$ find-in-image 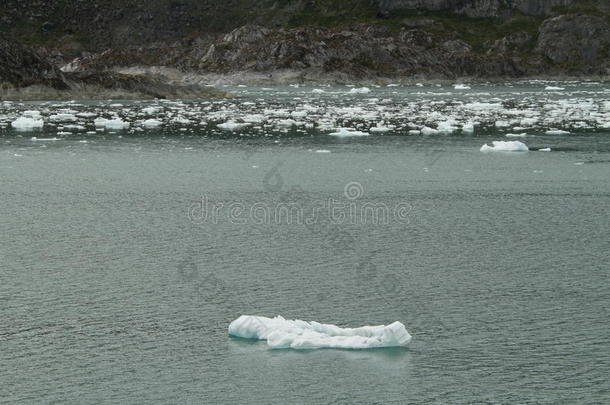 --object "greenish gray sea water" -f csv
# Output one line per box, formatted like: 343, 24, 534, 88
1, 83, 609, 404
